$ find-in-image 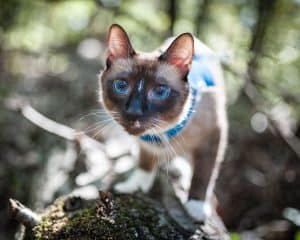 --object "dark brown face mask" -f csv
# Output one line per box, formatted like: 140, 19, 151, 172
100, 24, 197, 137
